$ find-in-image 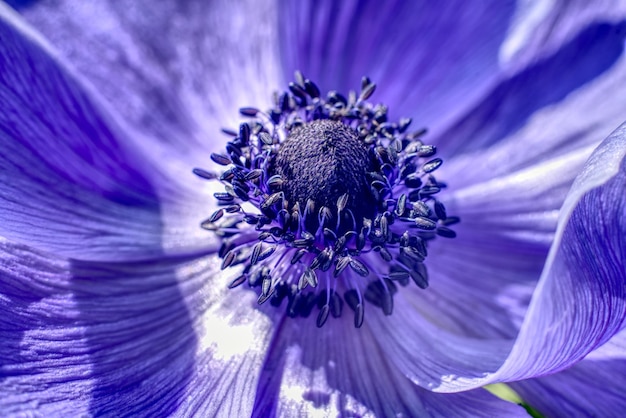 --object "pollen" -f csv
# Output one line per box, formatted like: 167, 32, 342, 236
194, 73, 459, 328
